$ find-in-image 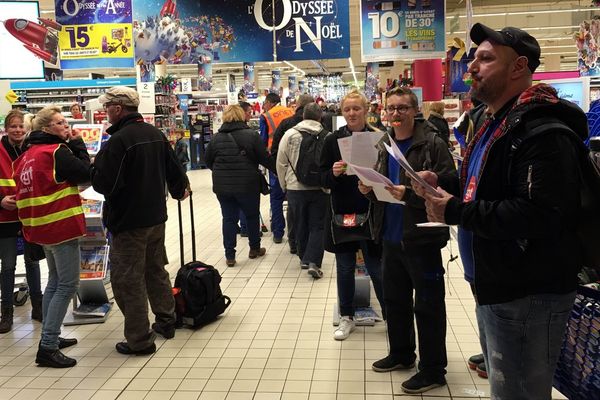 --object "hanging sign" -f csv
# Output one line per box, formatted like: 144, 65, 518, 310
359, 0, 446, 62
271, 70, 281, 93
365, 62, 379, 100
243, 62, 256, 95
54, 0, 134, 69
288, 75, 297, 93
